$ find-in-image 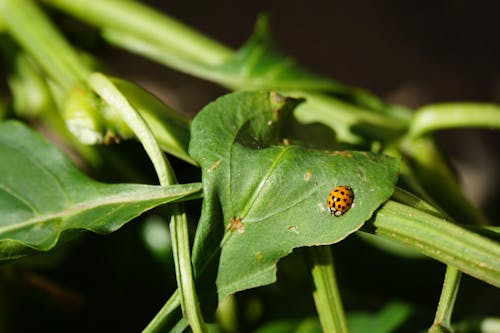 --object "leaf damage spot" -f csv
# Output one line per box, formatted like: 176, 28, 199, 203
104, 131, 121, 145
288, 225, 299, 234
356, 167, 366, 180
207, 159, 222, 173
255, 251, 263, 262
269, 92, 288, 122
304, 171, 312, 181
227, 217, 245, 233
269, 91, 286, 105
332, 151, 353, 157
